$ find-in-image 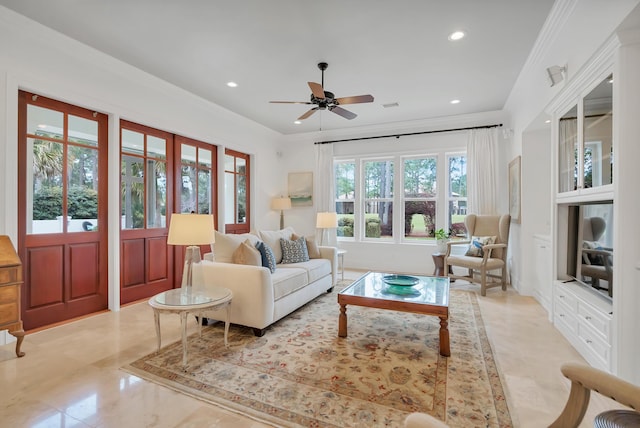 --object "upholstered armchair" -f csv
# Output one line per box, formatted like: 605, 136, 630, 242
404, 363, 640, 428
443, 214, 510, 296
581, 216, 613, 296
